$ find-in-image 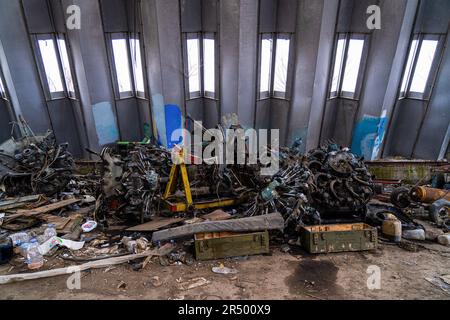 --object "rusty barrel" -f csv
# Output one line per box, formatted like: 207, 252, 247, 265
411, 186, 450, 203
